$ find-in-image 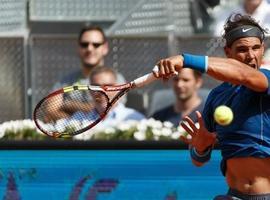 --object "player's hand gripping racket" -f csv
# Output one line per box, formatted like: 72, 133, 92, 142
33, 67, 159, 138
